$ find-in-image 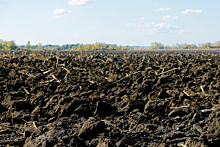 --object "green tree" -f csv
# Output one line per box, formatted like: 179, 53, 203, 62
151, 42, 164, 49
118, 45, 123, 50
3, 41, 8, 50
91, 44, 96, 50
26, 41, 30, 49
30, 45, 34, 49
113, 44, 117, 50
71, 46, 76, 50
108, 45, 114, 50
172, 45, 177, 49
189, 44, 197, 49
183, 43, 188, 49
8, 41, 17, 50
85, 44, 91, 50
38, 43, 42, 49
94, 43, 99, 50
125, 45, 130, 50
0, 39, 3, 50
216, 41, 220, 48
77, 44, 84, 50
